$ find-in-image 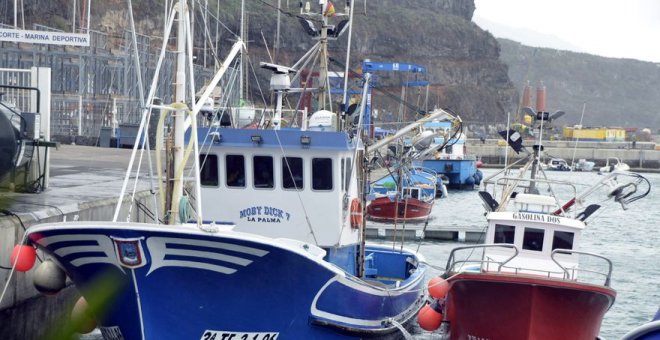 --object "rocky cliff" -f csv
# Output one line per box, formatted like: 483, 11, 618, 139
498, 38, 660, 129
11, 0, 517, 127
